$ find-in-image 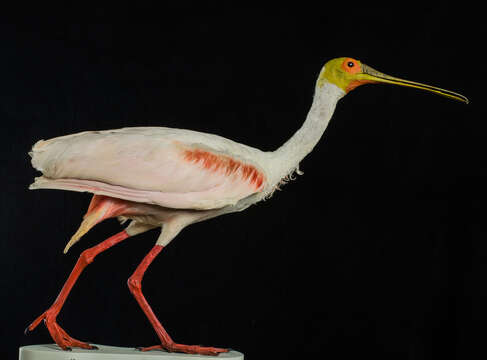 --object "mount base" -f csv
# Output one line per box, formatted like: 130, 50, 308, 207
19, 344, 244, 360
